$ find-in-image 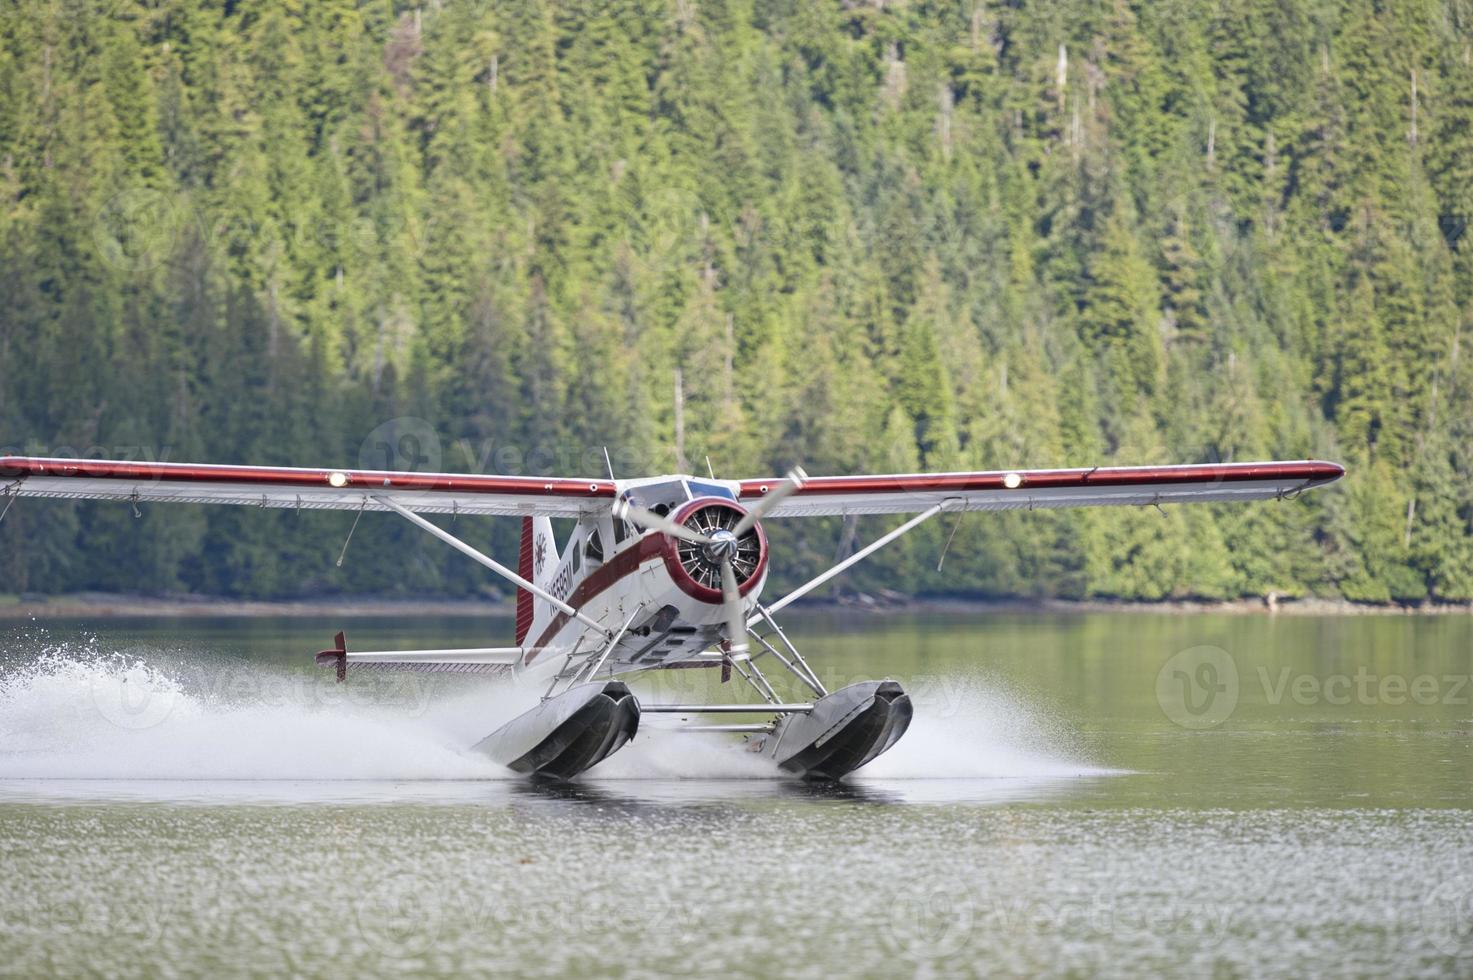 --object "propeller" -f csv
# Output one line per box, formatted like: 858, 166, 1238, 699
719, 558, 748, 656
733, 467, 806, 537
613, 467, 807, 660
611, 500, 709, 545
